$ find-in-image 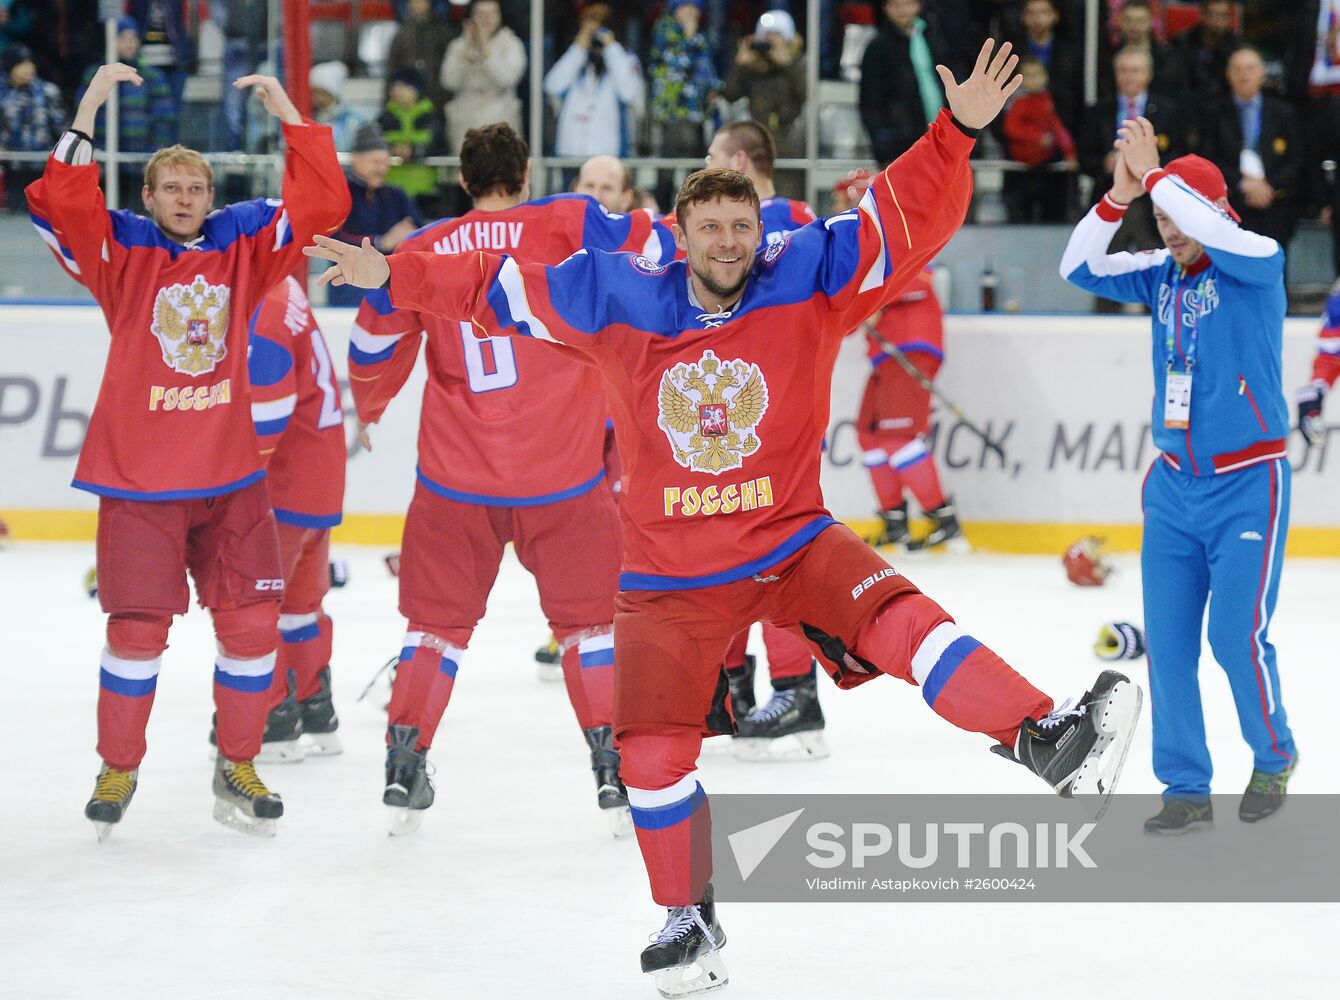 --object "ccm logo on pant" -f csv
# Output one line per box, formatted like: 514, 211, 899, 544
852, 568, 898, 599
254, 579, 284, 591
